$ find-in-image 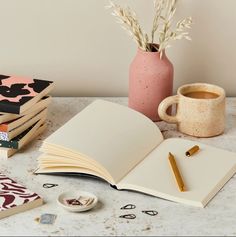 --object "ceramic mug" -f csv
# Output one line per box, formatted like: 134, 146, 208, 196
158, 83, 226, 137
